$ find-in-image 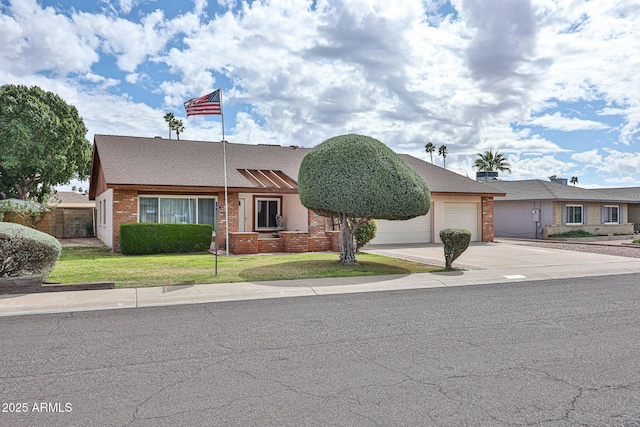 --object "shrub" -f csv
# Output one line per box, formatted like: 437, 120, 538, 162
120, 223, 213, 255
547, 229, 601, 238
352, 219, 377, 252
440, 228, 471, 270
0, 222, 62, 277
